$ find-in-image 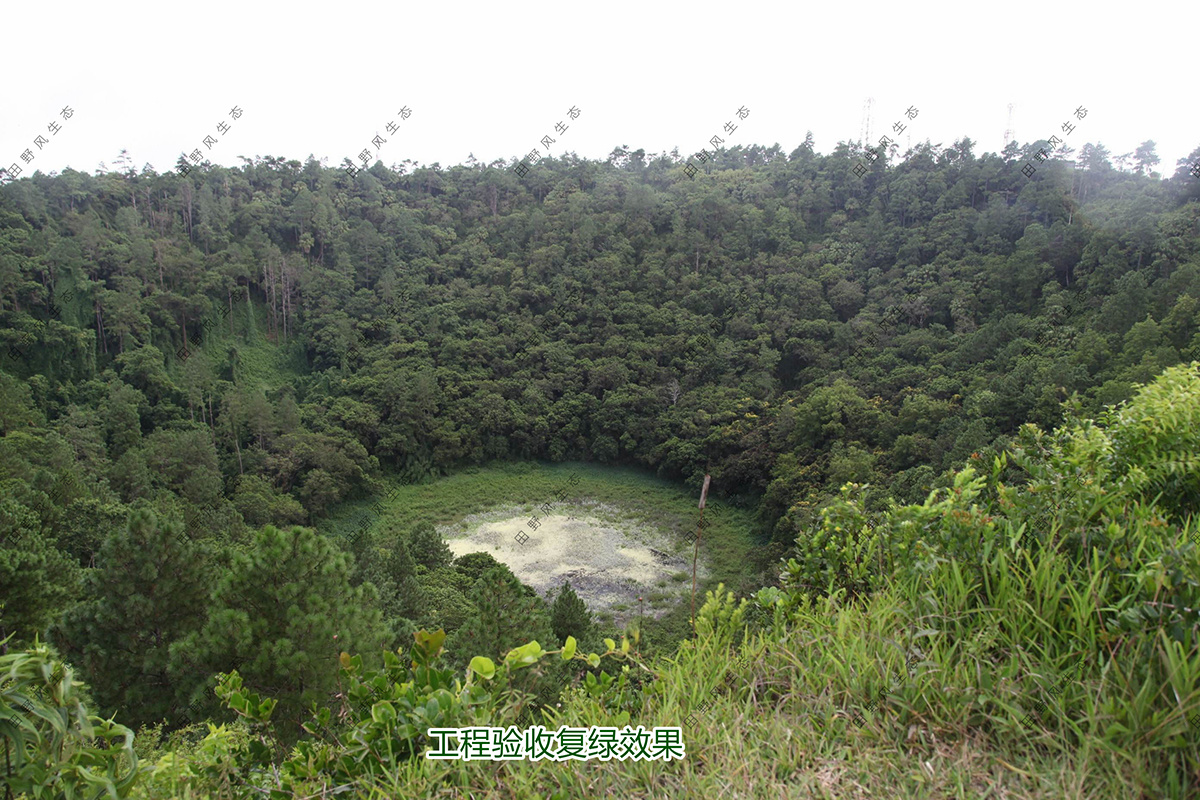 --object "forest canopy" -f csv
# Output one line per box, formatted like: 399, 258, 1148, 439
2, 134, 1200, 797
